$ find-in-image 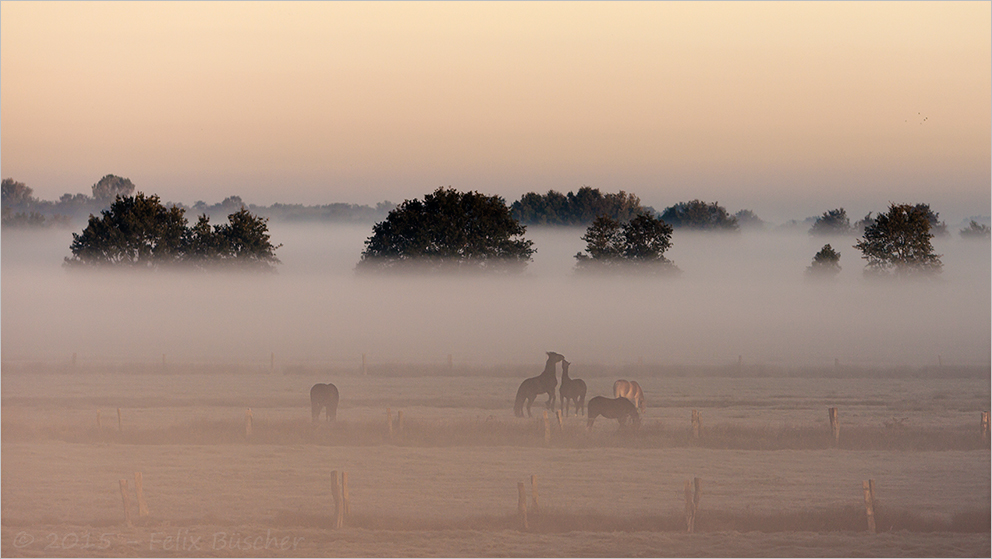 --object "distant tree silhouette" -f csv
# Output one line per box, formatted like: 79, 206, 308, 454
809, 208, 852, 236
510, 187, 644, 226
358, 187, 535, 273
959, 220, 991, 240
574, 213, 678, 274
806, 244, 842, 279
659, 200, 738, 231
853, 203, 942, 278
1, 178, 36, 207
734, 209, 765, 230
91, 174, 136, 202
